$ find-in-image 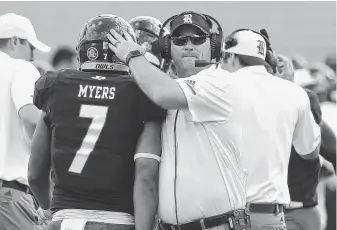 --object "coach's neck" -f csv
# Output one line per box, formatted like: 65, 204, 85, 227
176, 65, 208, 78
